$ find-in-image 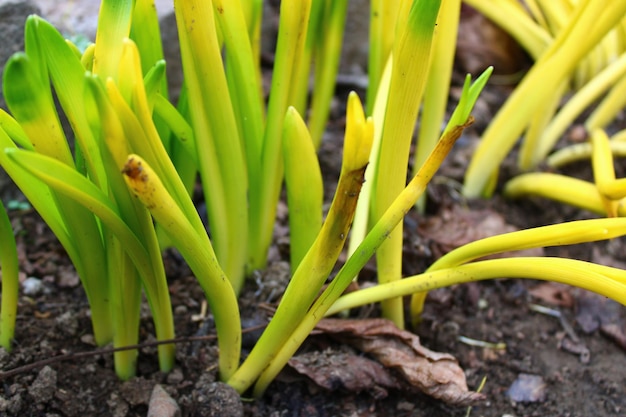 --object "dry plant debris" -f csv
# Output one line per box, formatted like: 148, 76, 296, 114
418, 206, 544, 259
289, 318, 486, 406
